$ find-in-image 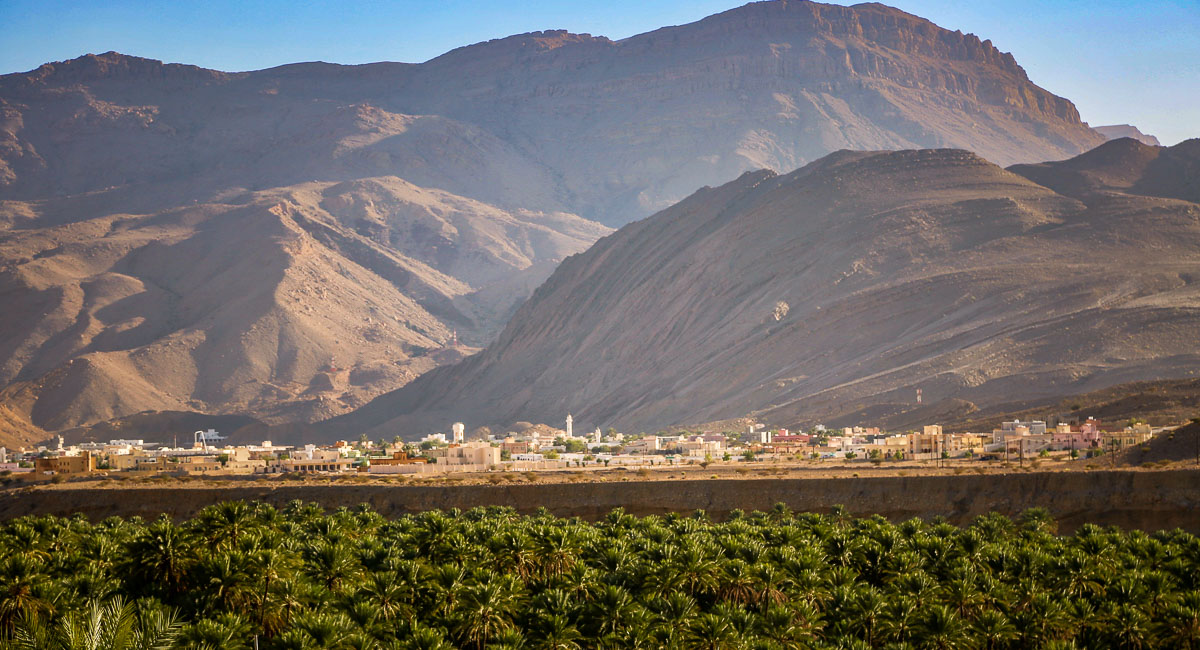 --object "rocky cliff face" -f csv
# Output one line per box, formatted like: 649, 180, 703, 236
323, 140, 1200, 437
0, 0, 1109, 444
